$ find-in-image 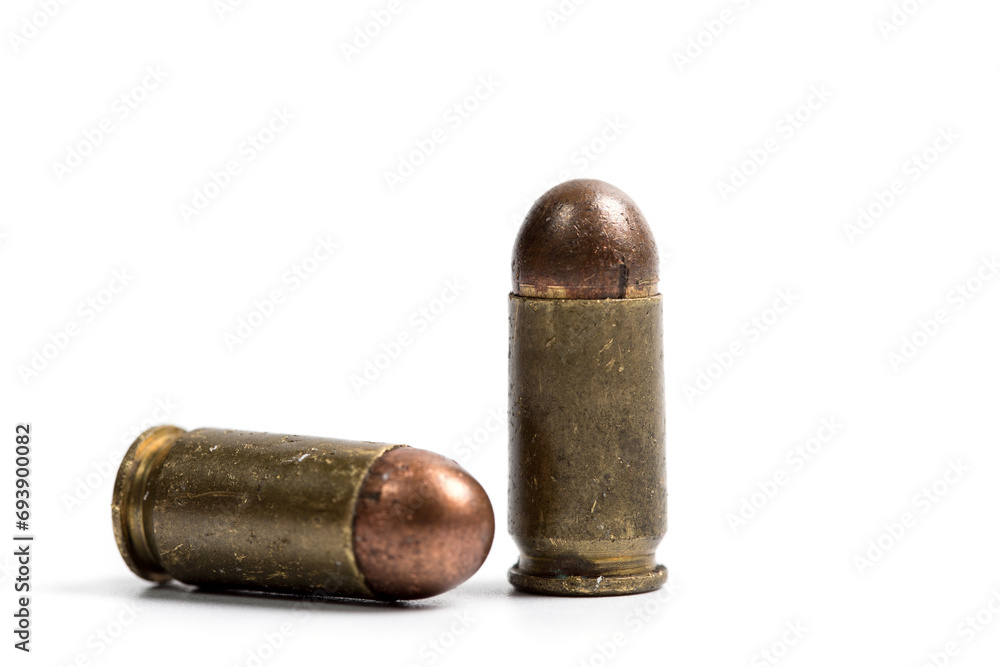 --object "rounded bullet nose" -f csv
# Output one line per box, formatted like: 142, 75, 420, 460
353, 447, 495, 600
513, 179, 659, 299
